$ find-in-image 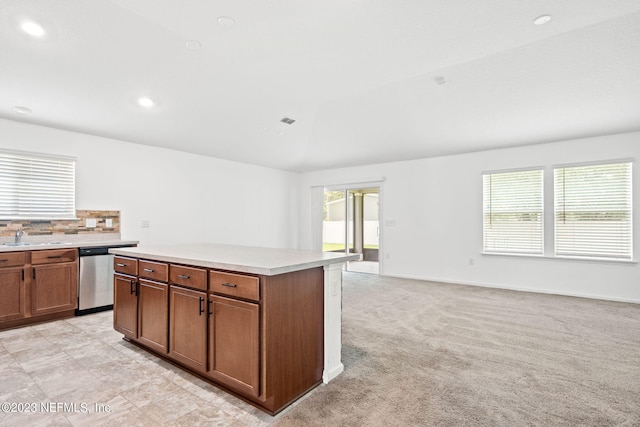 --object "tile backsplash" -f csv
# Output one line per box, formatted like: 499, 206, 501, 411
0, 210, 120, 238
